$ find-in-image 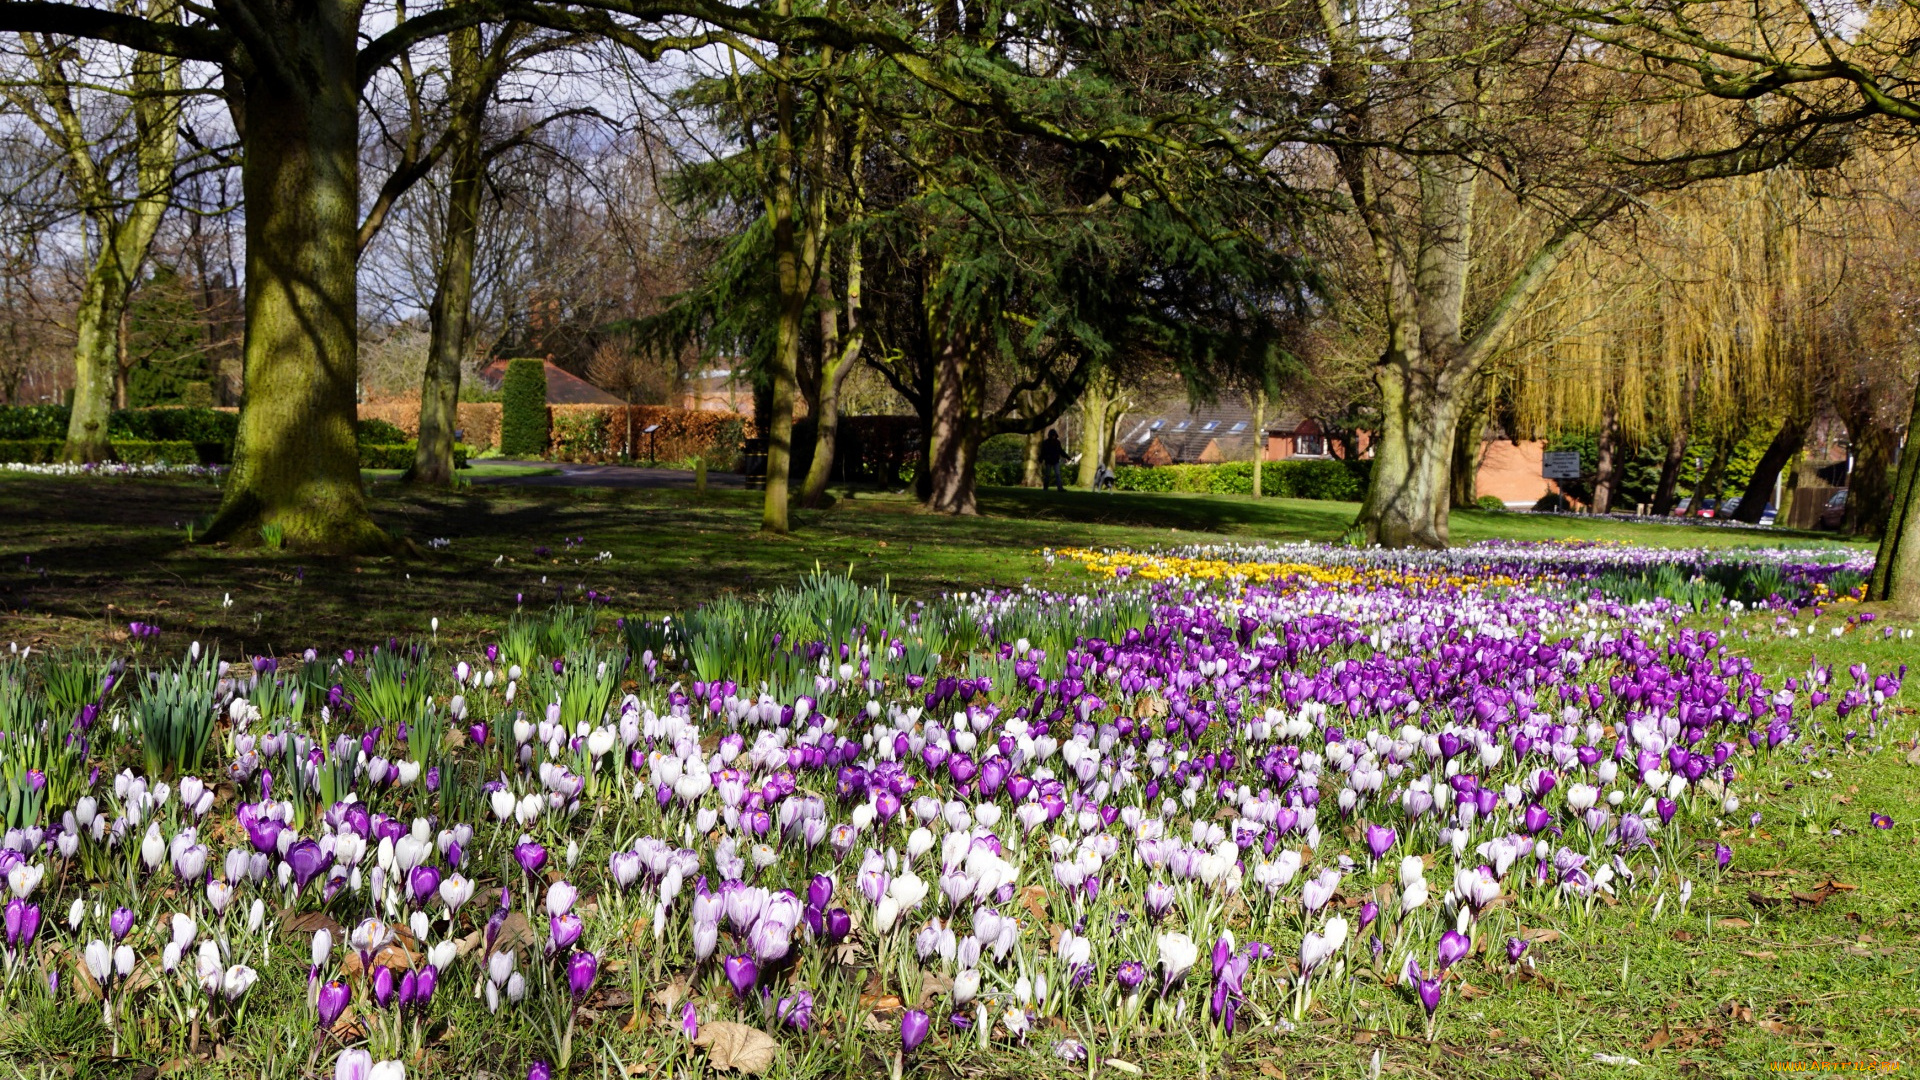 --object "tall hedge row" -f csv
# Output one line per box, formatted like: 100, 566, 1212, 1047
498, 359, 549, 457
